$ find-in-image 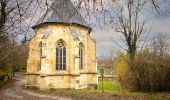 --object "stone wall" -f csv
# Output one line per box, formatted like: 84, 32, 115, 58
27, 23, 98, 89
